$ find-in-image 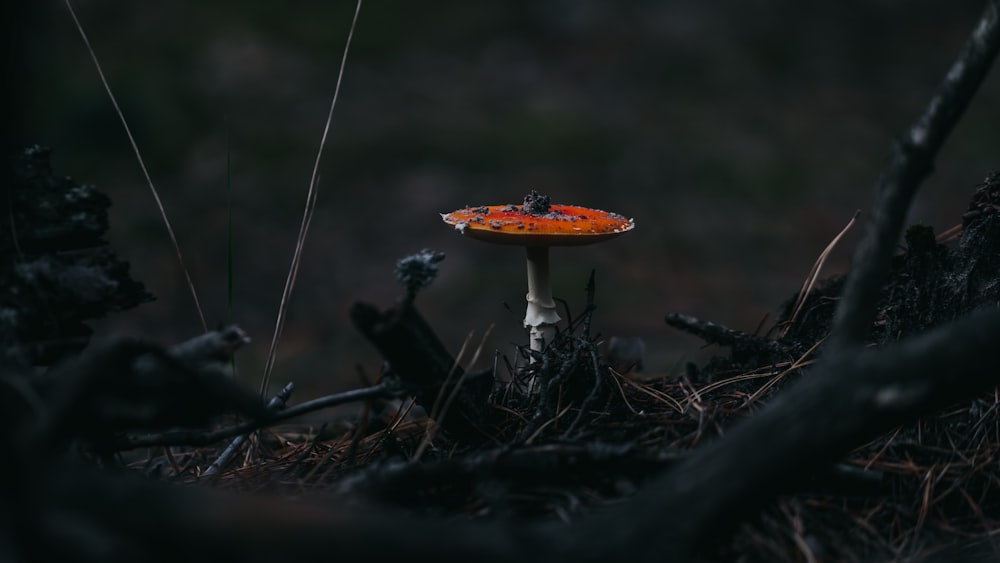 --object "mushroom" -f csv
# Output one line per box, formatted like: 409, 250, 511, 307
441, 190, 635, 354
